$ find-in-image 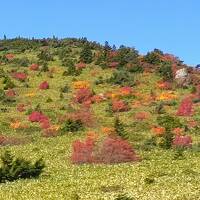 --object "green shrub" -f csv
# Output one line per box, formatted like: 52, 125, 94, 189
114, 117, 128, 139
128, 65, 143, 73
142, 137, 157, 151
144, 51, 161, 65
157, 115, 182, 149
62, 59, 81, 76
61, 119, 84, 133
79, 44, 93, 64
0, 151, 45, 183
0, 89, 5, 101
157, 114, 182, 132
107, 70, 135, 86
3, 76, 15, 89
116, 46, 139, 68
157, 62, 173, 81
